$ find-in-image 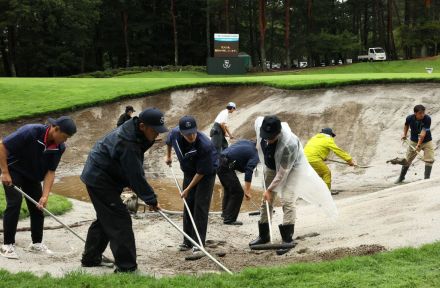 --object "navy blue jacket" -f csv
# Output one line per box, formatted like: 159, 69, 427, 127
81, 117, 157, 206
405, 114, 432, 143
166, 127, 218, 175
2, 124, 65, 182
221, 140, 259, 182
